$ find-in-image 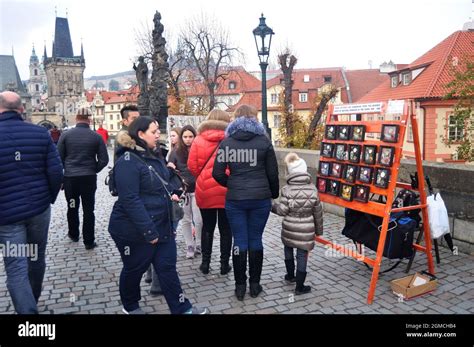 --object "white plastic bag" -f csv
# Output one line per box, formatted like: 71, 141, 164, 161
427, 193, 450, 239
